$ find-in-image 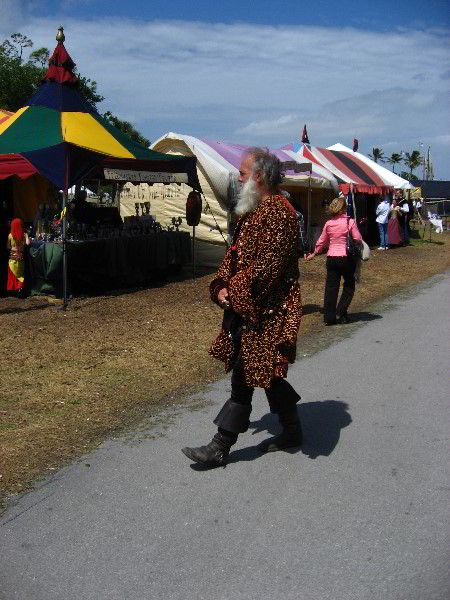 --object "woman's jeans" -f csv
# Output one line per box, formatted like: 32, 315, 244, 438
323, 256, 356, 323
378, 222, 388, 248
